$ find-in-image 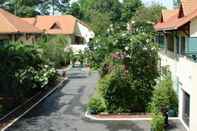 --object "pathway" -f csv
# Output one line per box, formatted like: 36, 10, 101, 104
6, 67, 186, 131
